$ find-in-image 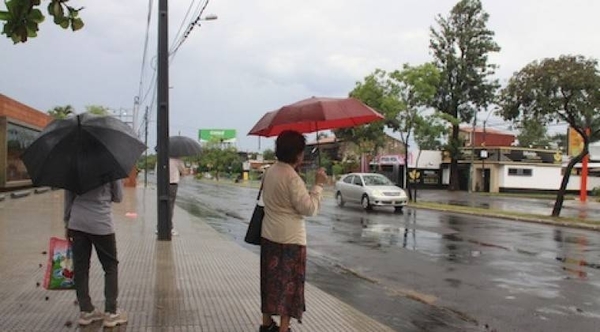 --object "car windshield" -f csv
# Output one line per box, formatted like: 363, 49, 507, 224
362, 175, 394, 186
